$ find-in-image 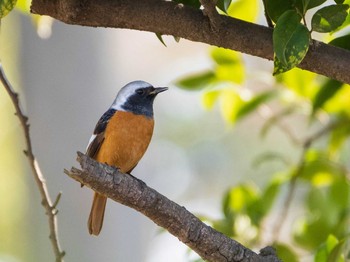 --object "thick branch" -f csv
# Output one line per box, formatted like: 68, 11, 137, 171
0, 63, 65, 261
65, 152, 280, 262
30, 0, 350, 84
